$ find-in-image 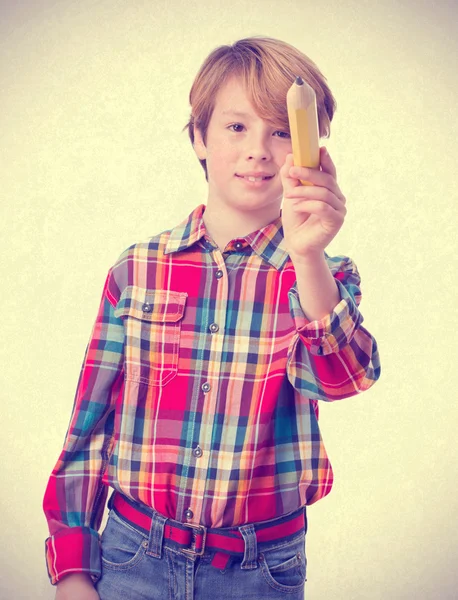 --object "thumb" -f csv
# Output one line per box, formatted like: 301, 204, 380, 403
280, 153, 301, 194
319, 146, 337, 177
